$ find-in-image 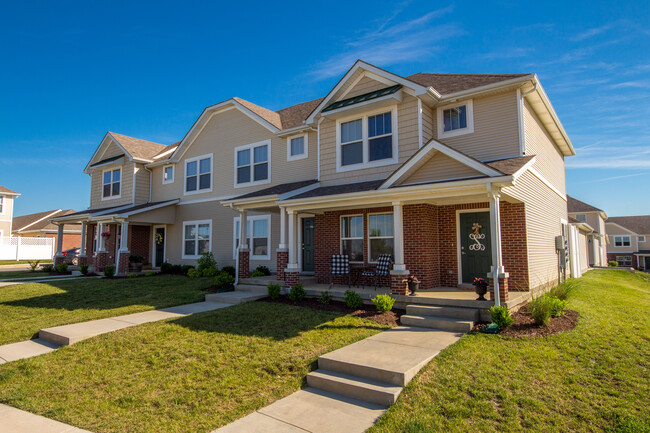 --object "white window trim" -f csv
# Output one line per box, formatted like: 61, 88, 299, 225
367, 212, 394, 263
639, 236, 646, 242
184, 153, 213, 196
0, 196, 4, 215
335, 106, 399, 173
234, 140, 272, 188
287, 134, 309, 161
340, 214, 364, 263
101, 167, 122, 201
616, 256, 632, 266
613, 235, 631, 247
182, 219, 212, 259
162, 165, 174, 184
437, 99, 474, 139
232, 215, 271, 261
